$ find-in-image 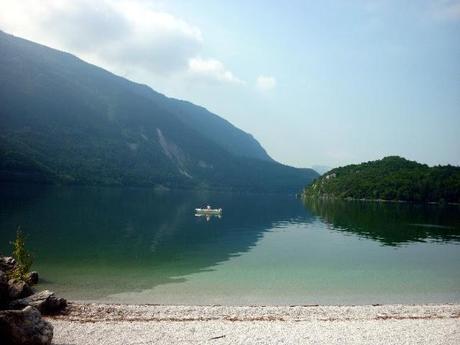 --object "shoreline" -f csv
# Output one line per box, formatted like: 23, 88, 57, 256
301, 194, 460, 206
47, 302, 460, 344
49, 302, 460, 322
